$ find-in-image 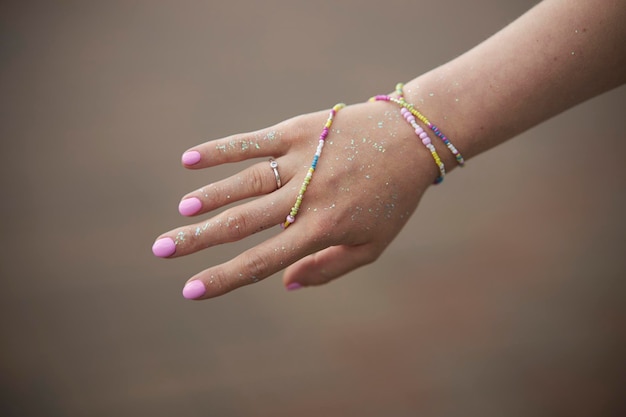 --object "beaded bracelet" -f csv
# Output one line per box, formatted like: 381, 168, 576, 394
282, 103, 346, 229
370, 83, 465, 167
399, 107, 445, 184
394, 83, 464, 166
